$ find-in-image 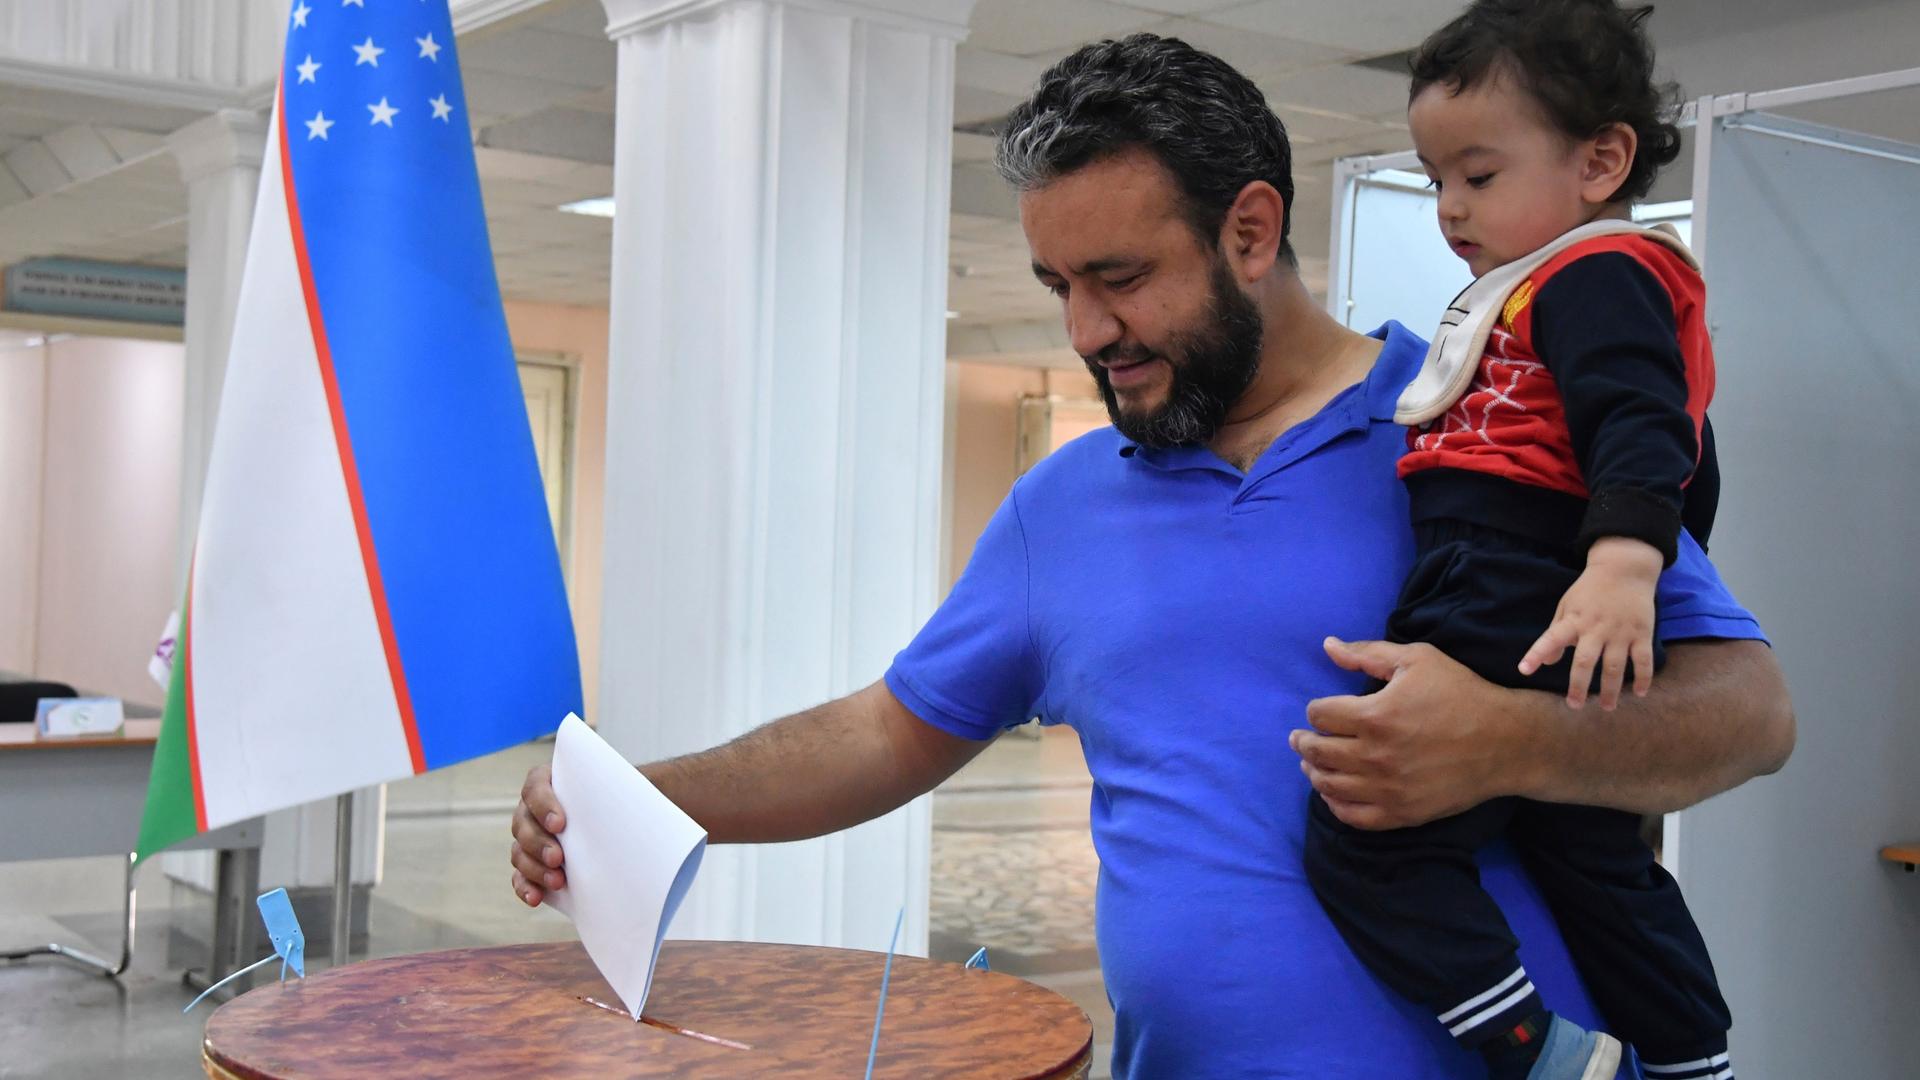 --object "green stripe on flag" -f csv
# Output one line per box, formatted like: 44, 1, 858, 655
136, 603, 198, 865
